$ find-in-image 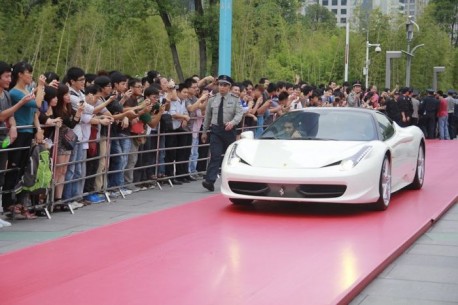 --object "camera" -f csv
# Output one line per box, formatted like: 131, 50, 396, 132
79, 100, 84, 105
374, 46, 382, 53
152, 103, 161, 113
